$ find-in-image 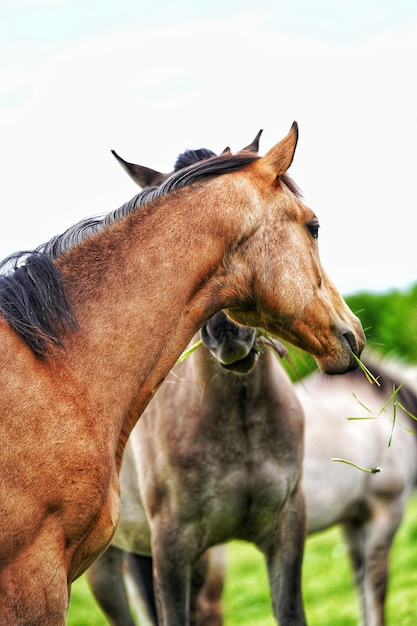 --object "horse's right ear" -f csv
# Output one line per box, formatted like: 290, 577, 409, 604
258, 122, 298, 178
111, 150, 170, 188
